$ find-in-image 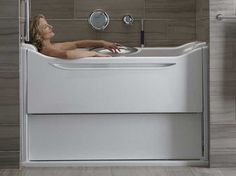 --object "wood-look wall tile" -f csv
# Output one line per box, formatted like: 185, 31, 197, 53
211, 153, 236, 167
210, 20, 236, 42
144, 20, 167, 46
145, 0, 196, 19
145, 40, 194, 47
196, 0, 209, 43
211, 124, 236, 164
214, 42, 236, 56
48, 20, 97, 42
0, 93, 19, 107
0, 94, 19, 106
211, 124, 236, 140
0, 71, 19, 124
210, 59, 233, 70
31, 0, 74, 19
210, 96, 235, 124
0, 0, 19, 169
167, 19, 195, 40
196, 0, 209, 19
0, 0, 18, 18
0, 125, 19, 151
210, 70, 236, 82
0, 53, 19, 72
0, 106, 19, 124
210, 73, 236, 96
209, 0, 236, 167
30, 1, 199, 47
0, 19, 19, 71
75, 0, 145, 19
210, 42, 234, 70
0, 152, 19, 169
0, 72, 19, 117
210, 81, 236, 96
209, 0, 235, 19
210, 124, 236, 167
96, 20, 141, 47
232, 44, 236, 71
196, 18, 209, 42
